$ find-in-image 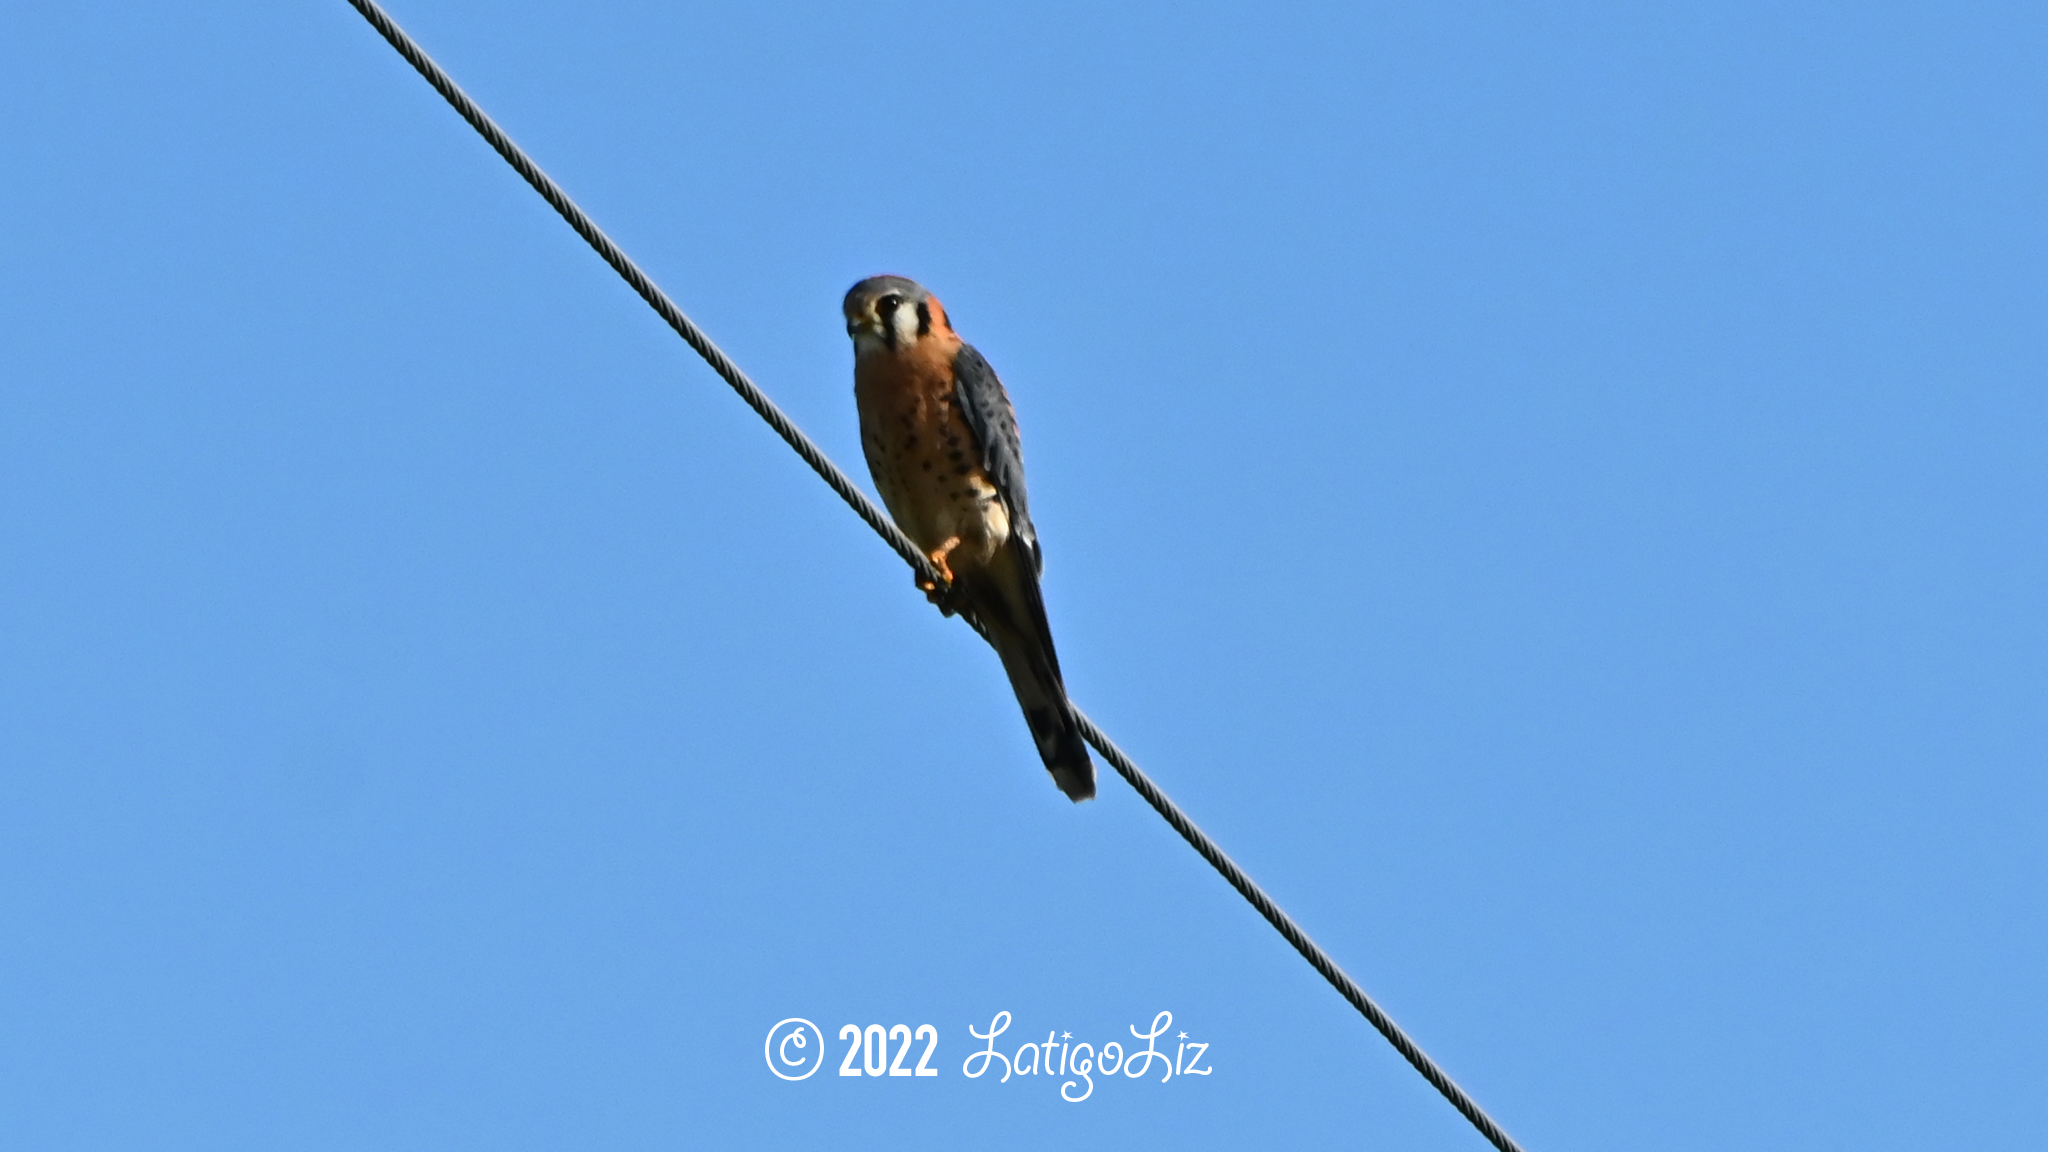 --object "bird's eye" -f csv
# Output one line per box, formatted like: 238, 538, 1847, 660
877, 294, 903, 314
